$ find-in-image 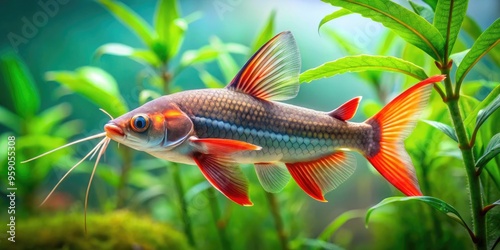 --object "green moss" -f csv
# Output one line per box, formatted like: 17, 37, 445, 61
7, 210, 191, 250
